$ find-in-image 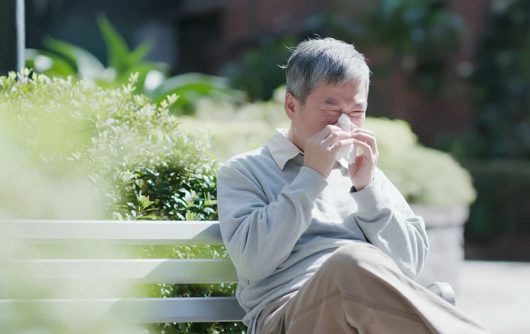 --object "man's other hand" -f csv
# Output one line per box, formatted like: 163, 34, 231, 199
348, 128, 378, 190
